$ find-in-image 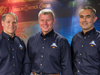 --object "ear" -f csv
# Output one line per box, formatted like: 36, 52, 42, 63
53, 19, 55, 25
93, 16, 97, 23
1, 21, 4, 27
16, 24, 18, 29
